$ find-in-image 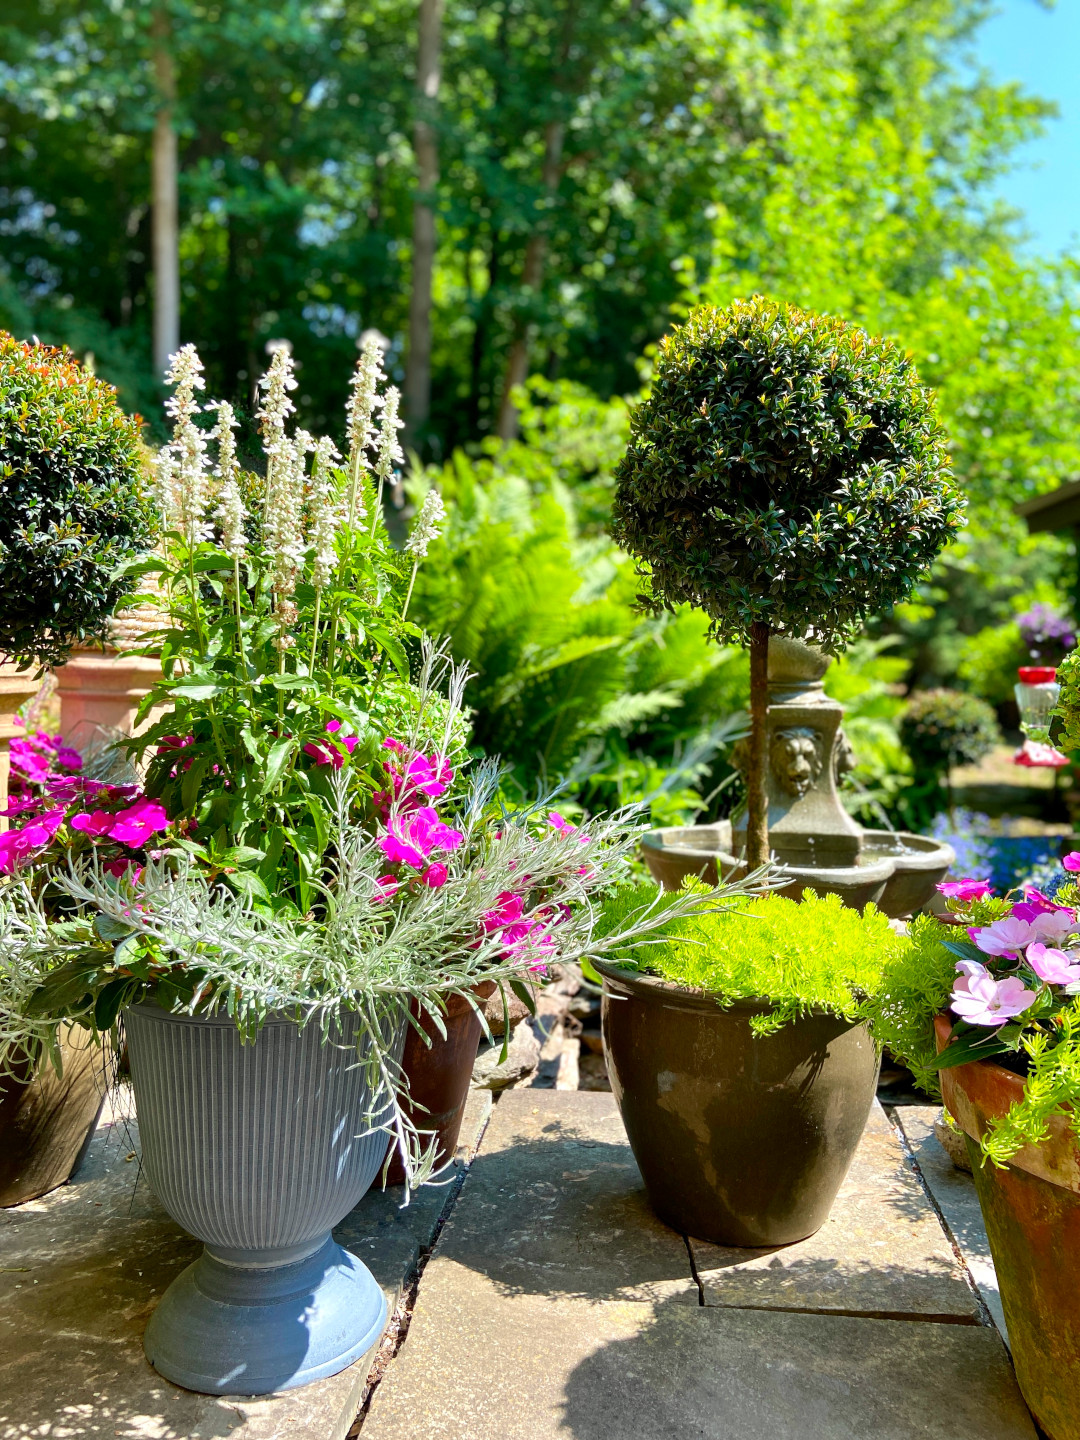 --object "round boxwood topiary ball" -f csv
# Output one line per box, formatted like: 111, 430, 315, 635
610, 296, 965, 651
899, 688, 1002, 780
0, 334, 158, 667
